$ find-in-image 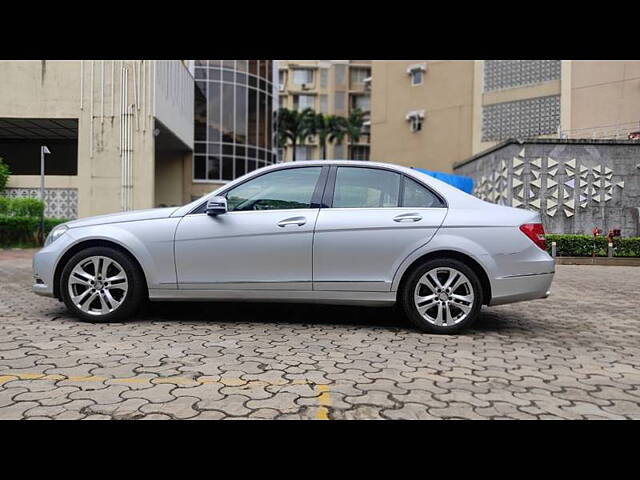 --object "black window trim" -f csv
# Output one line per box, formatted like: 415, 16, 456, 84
189, 164, 330, 215
324, 165, 447, 209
